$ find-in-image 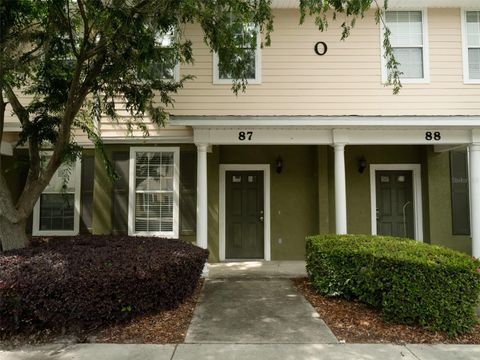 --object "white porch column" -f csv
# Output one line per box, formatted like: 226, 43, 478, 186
470, 143, 480, 258
196, 144, 208, 250
334, 144, 348, 234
